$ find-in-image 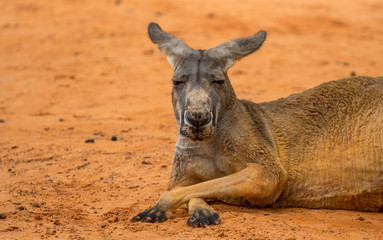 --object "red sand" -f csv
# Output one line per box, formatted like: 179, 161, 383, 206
1, 0, 382, 239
